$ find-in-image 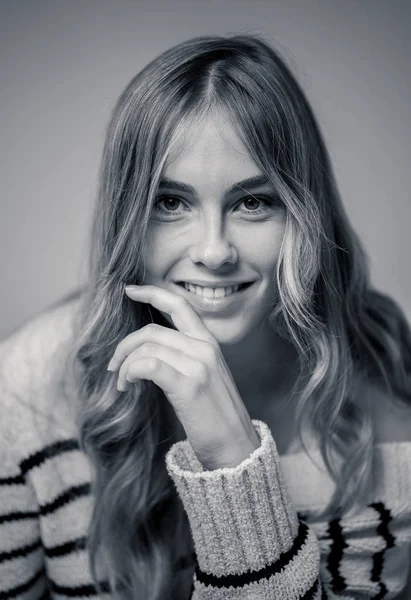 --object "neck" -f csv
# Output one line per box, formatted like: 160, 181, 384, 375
220, 320, 300, 418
